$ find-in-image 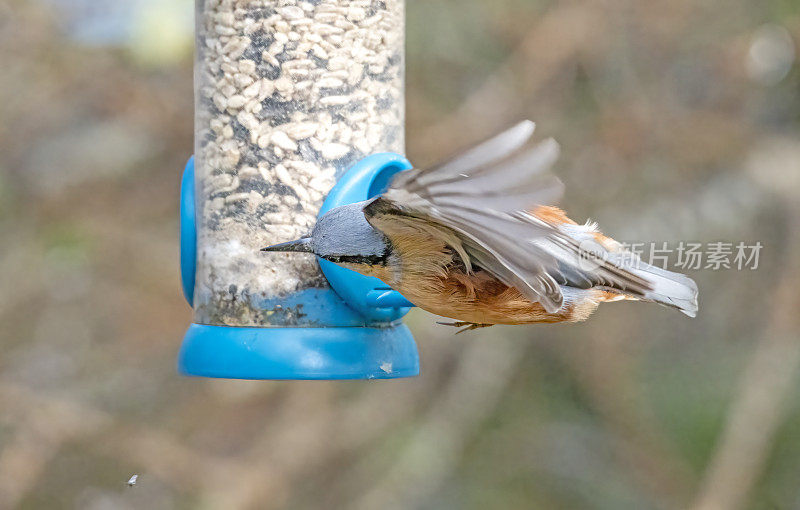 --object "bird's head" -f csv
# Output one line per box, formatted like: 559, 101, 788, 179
261, 201, 392, 271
